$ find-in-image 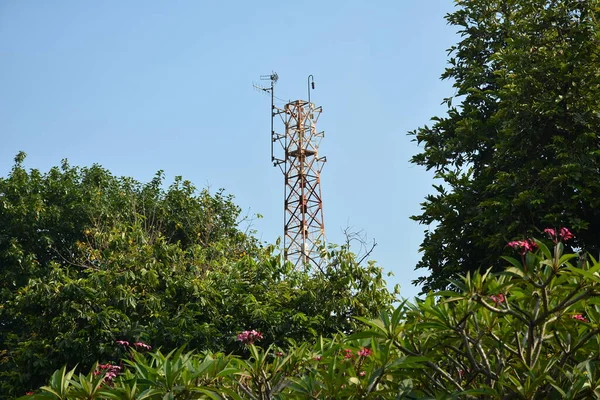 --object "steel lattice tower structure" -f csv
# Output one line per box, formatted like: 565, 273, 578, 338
258, 73, 326, 270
